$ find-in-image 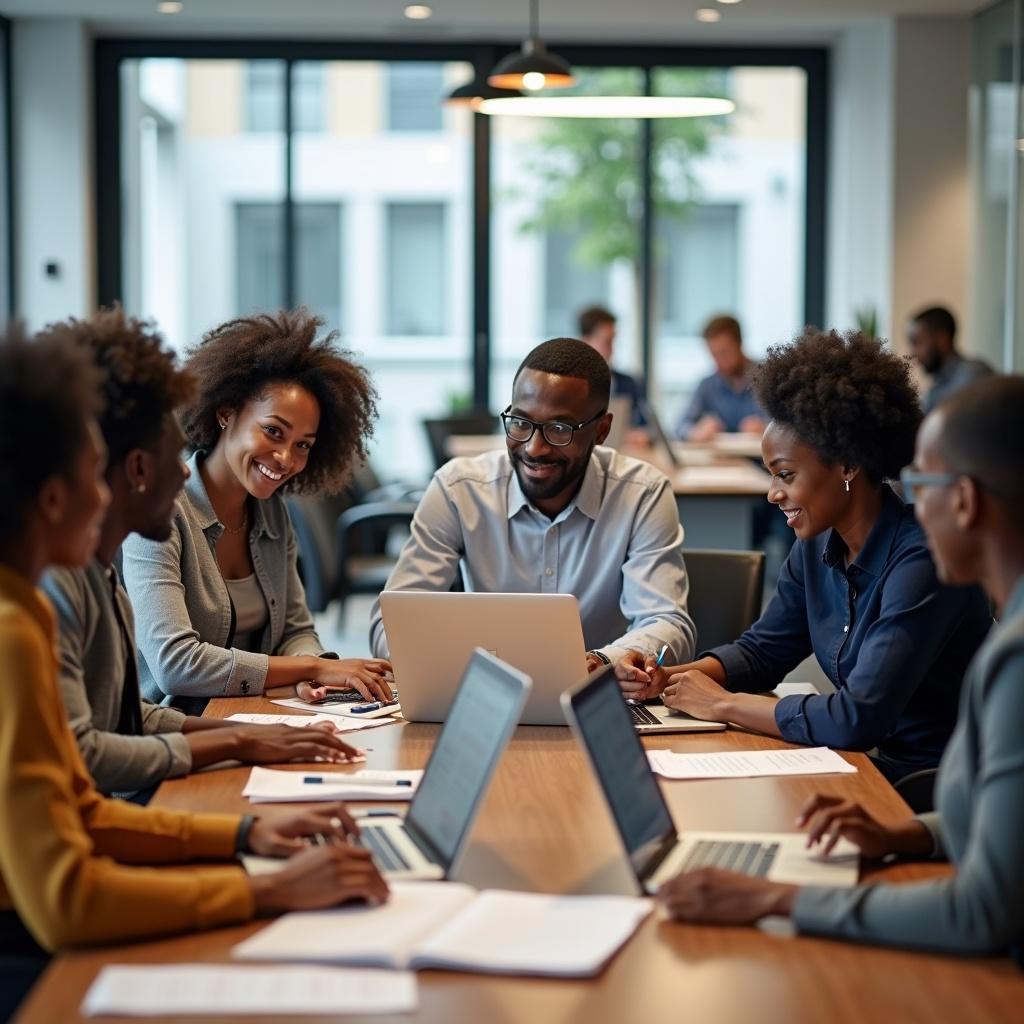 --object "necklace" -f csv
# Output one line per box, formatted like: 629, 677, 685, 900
220, 508, 249, 536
